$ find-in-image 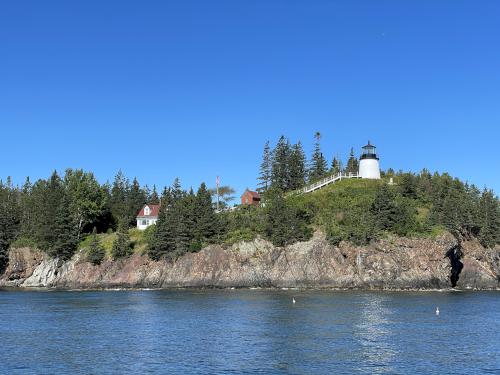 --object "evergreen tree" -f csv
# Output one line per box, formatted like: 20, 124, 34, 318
0, 181, 20, 271
399, 173, 418, 199
19, 177, 34, 239
271, 136, 292, 191
195, 183, 217, 242
370, 185, 400, 232
265, 190, 311, 247
36, 171, 65, 252
345, 147, 359, 175
479, 189, 500, 248
149, 185, 160, 205
171, 178, 184, 202
308, 132, 328, 182
257, 141, 272, 192
127, 177, 147, 226
109, 170, 130, 226
87, 228, 106, 265
111, 221, 132, 259
331, 157, 341, 175
148, 203, 175, 261
47, 195, 78, 260
289, 142, 307, 190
